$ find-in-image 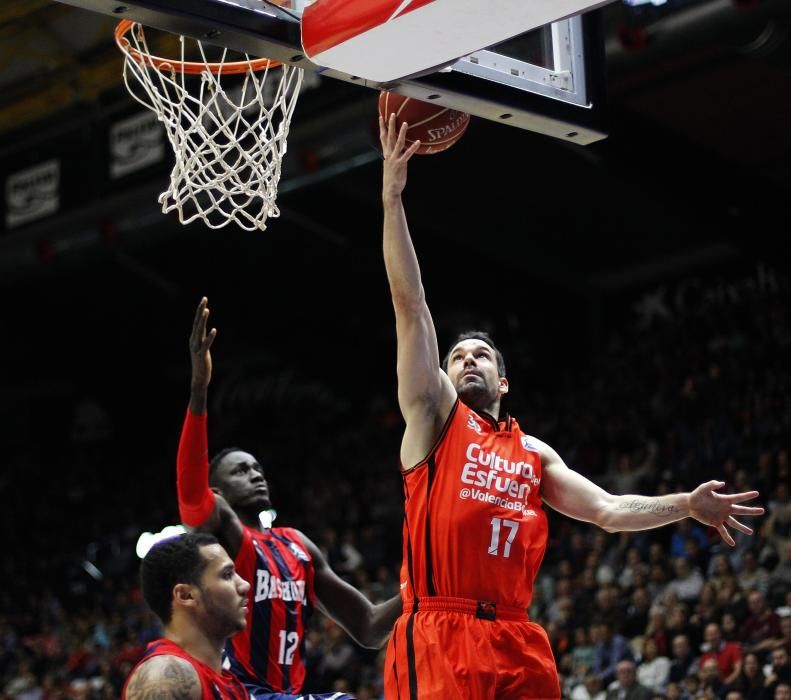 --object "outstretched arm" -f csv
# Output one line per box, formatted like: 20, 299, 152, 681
298, 530, 401, 649
379, 114, 456, 468
537, 438, 763, 546
124, 655, 201, 700
176, 297, 243, 557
